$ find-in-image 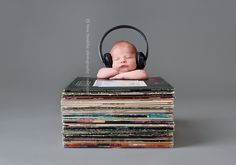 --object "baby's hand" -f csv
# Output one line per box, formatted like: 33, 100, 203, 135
97, 68, 119, 79
109, 73, 125, 80
109, 70, 148, 80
